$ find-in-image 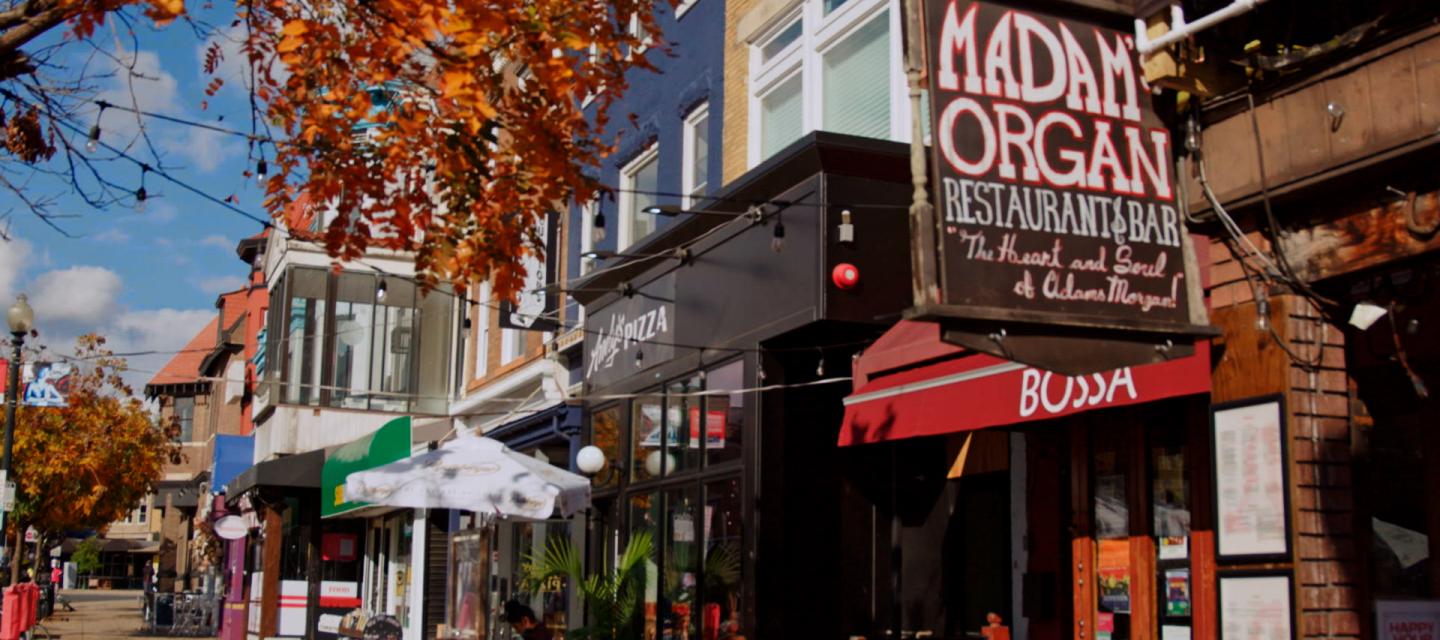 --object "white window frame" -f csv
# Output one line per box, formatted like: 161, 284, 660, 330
617, 144, 659, 250
500, 327, 523, 365
746, 0, 910, 169
473, 281, 491, 379
682, 103, 710, 209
